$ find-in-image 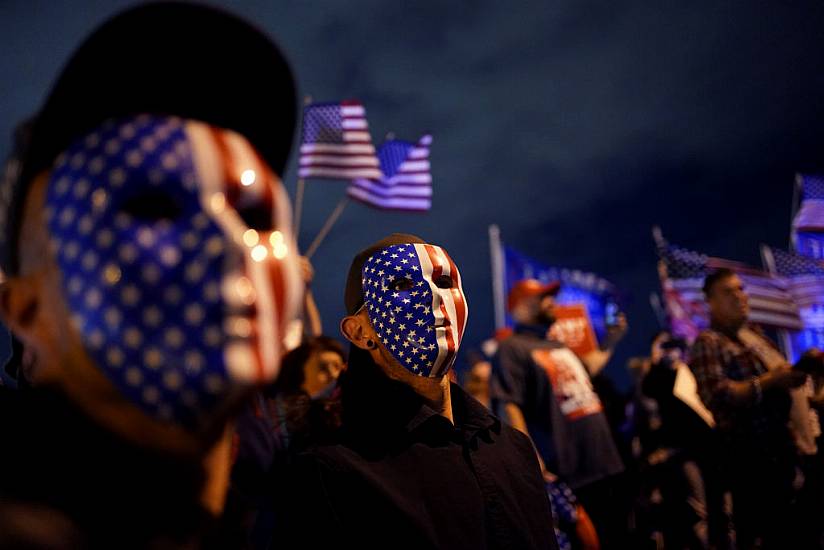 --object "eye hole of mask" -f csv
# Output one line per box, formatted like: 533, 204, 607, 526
391, 278, 415, 292
237, 204, 274, 230
120, 191, 183, 221
434, 275, 453, 289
